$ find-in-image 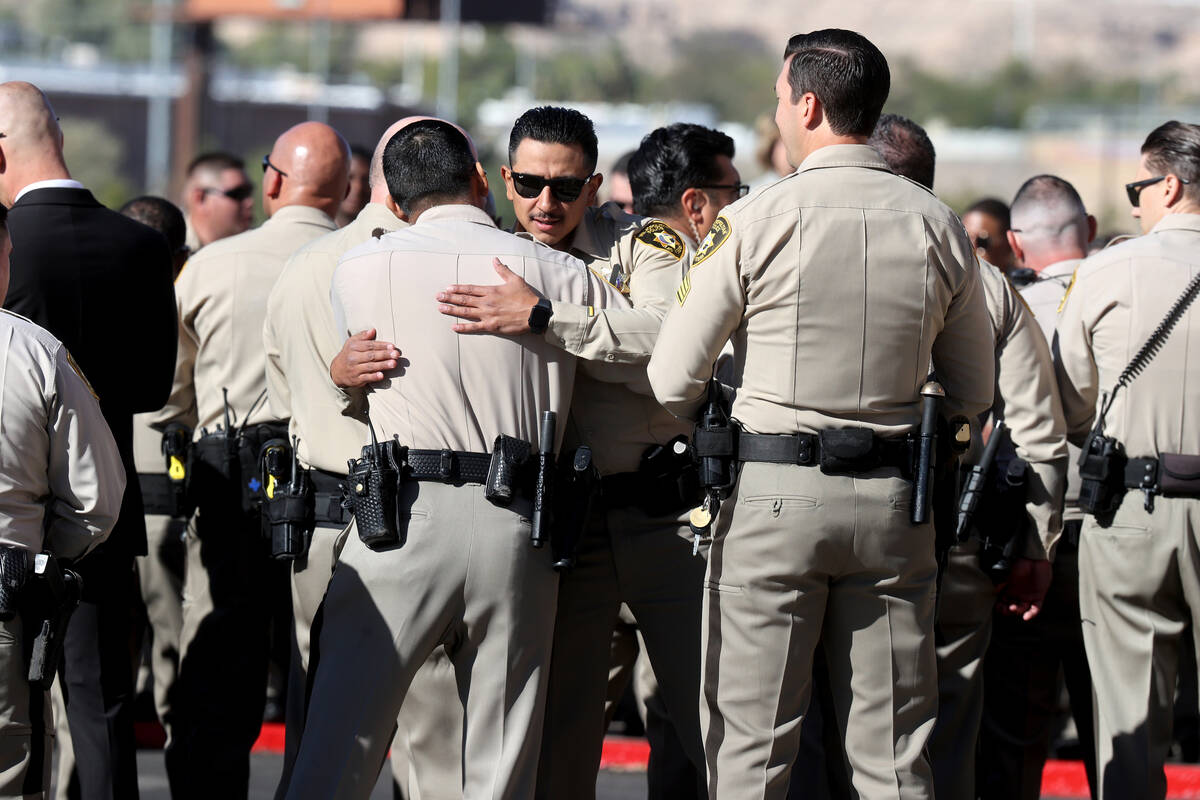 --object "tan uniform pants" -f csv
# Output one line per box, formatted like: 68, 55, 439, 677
536, 504, 707, 800
1079, 495, 1200, 800
136, 513, 186, 743
0, 615, 52, 799
928, 539, 994, 800
285, 481, 558, 800
702, 462, 937, 800
281, 523, 463, 800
